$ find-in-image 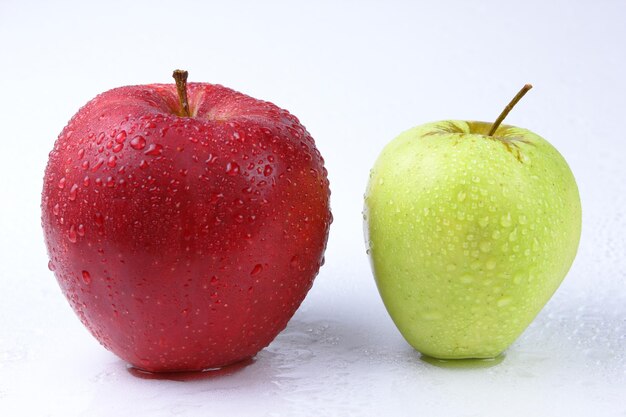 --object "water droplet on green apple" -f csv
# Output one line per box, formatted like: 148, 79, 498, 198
492, 230, 501, 240
480, 241, 492, 252
496, 297, 512, 307
486, 259, 497, 270
457, 191, 466, 202
422, 311, 443, 321
460, 274, 473, 284
500, 213, 512, 227
508, 228, 519, 242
